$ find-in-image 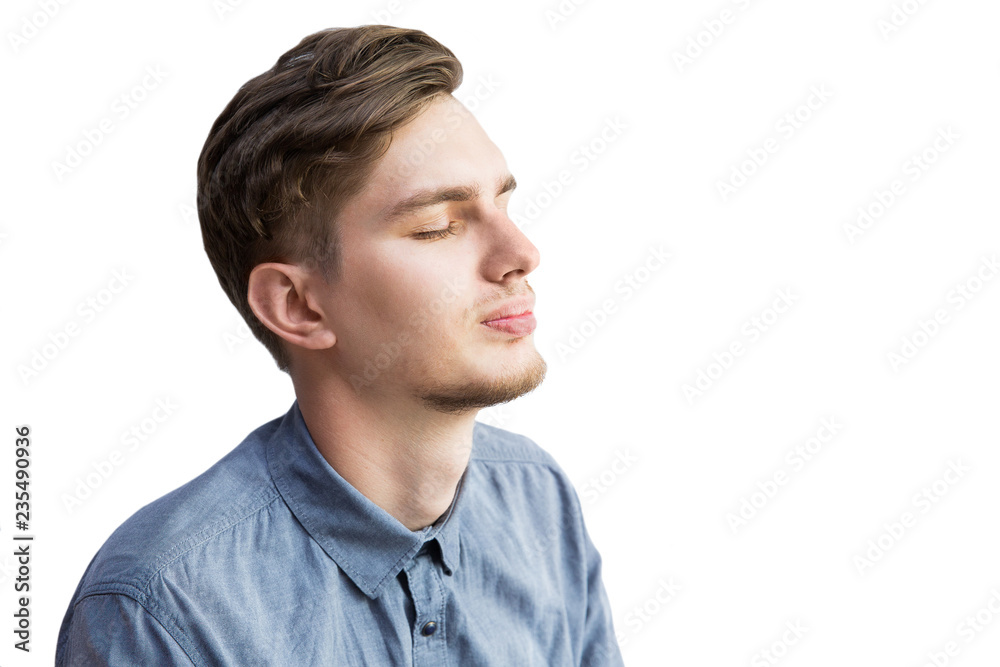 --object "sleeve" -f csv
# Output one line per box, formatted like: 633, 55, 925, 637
578, 525, 626, 667
56, 593, 195, 666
